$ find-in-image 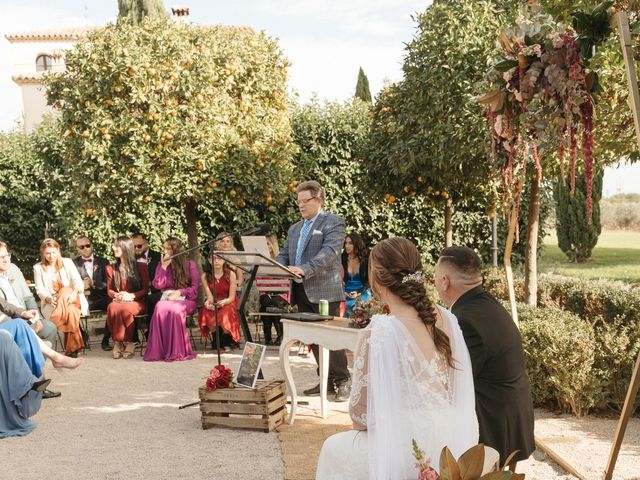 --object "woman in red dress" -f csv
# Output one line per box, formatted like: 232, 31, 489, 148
105, 236, 149, 359
198, 253, 240, 352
